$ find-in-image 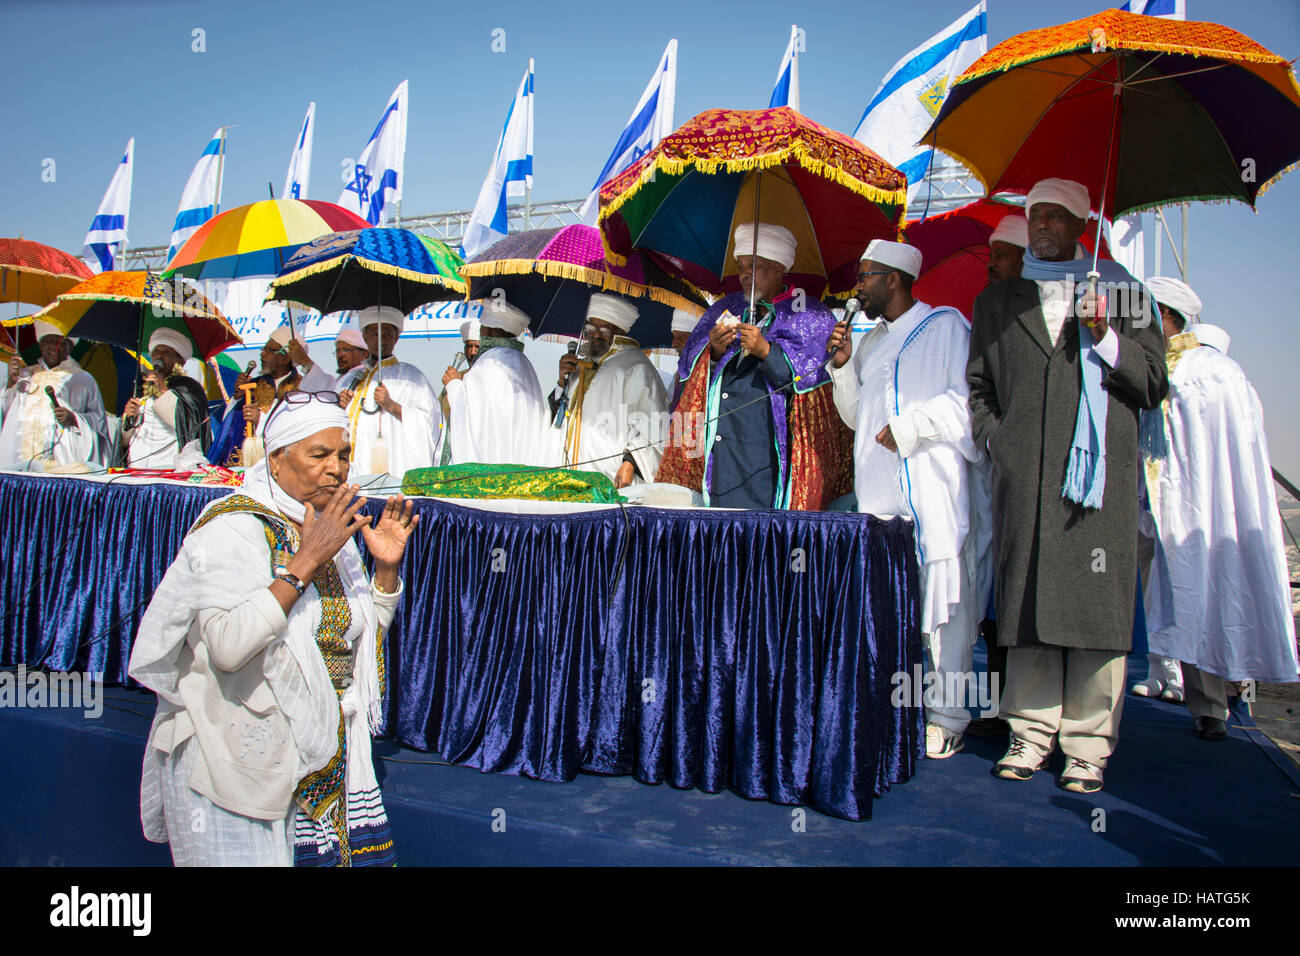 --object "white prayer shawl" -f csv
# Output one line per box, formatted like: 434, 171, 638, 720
445, 345, 551, 466
344, 357, 439, 478
553, 341, 669, 482
1144, 343, 1299, 682
129, 460, 397, 847
0, 359, 108, 467
830, 301, 991, 634
126, 394, 179, 468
